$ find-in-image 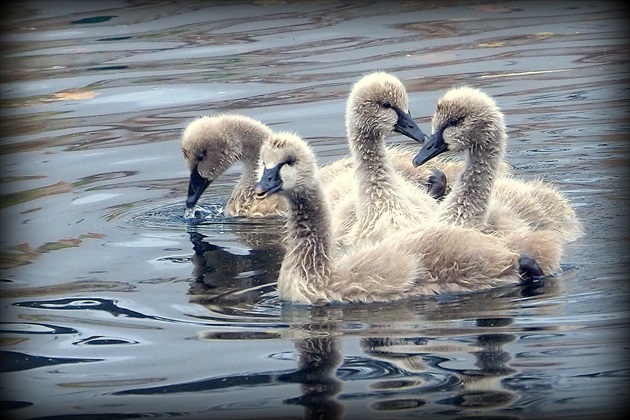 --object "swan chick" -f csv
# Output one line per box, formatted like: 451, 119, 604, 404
336, 71, 439, 246
181, 114, 286, 217
413, 86, 583, 274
